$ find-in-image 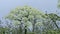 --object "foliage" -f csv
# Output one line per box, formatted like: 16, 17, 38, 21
58, 0, 60, 8
5, 6, 47, 34
0, 6, 60, 34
